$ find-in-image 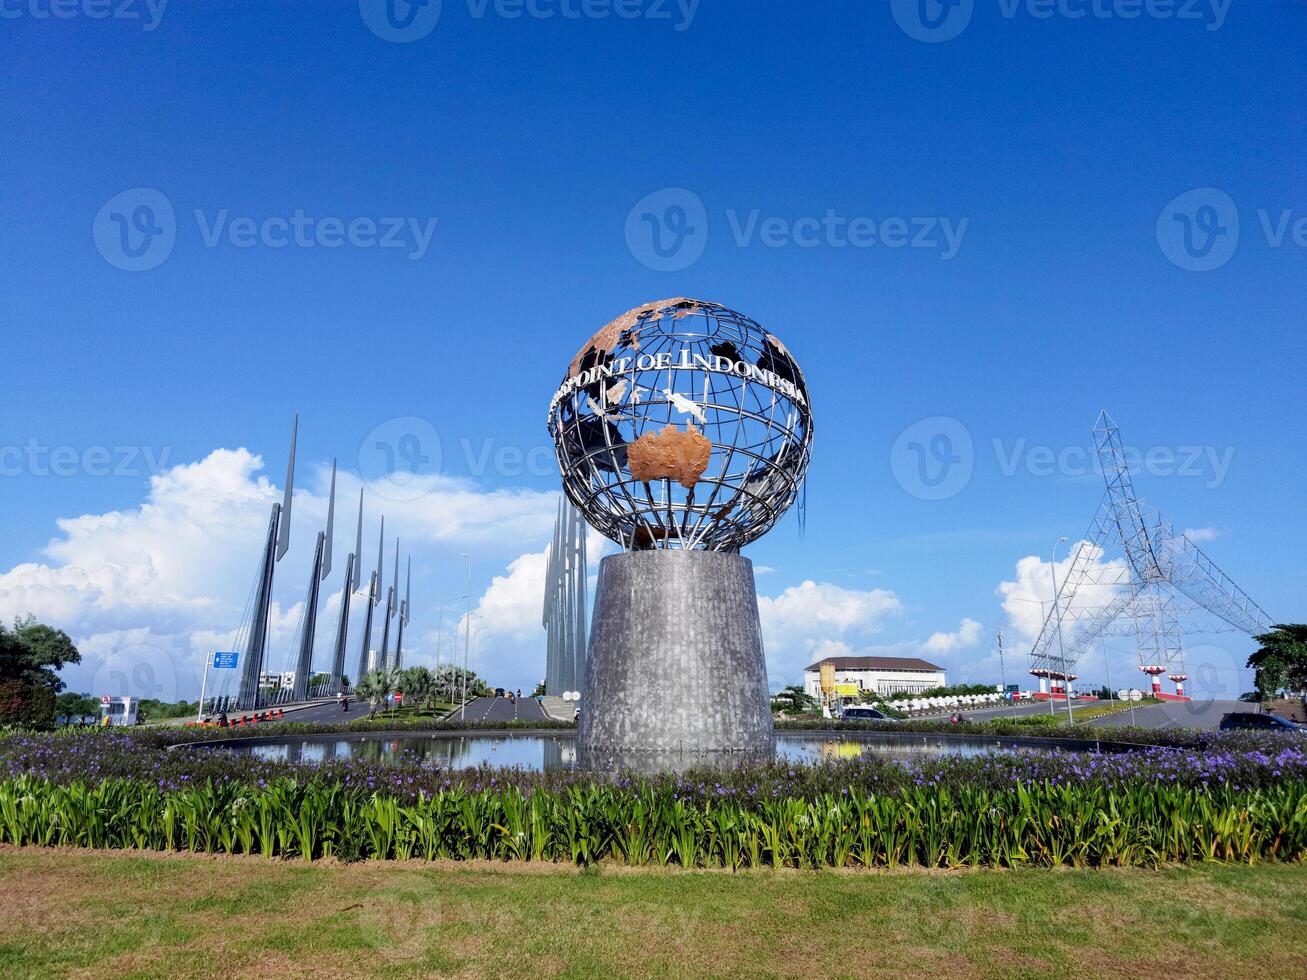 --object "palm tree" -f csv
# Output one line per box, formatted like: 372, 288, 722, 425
1247, 624, 1307, 702
398, 666, 433, 715
355, 666, 401, 718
